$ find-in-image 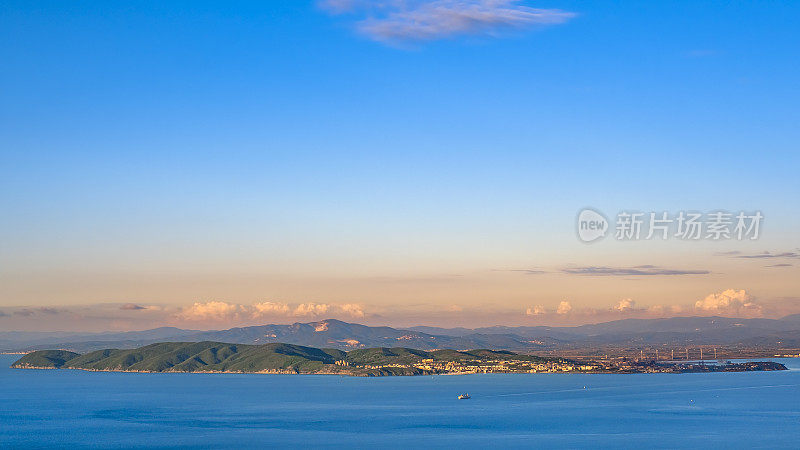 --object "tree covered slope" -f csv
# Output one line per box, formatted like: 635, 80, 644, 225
11, 341, 554, 375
